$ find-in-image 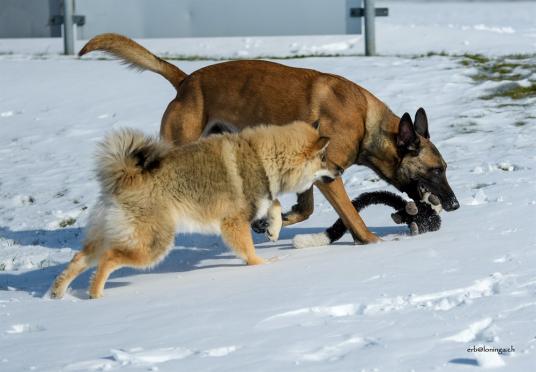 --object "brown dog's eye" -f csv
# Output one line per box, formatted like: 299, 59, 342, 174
431, 168, 443, 176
